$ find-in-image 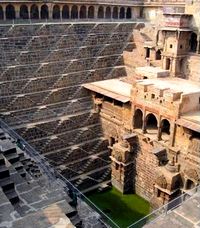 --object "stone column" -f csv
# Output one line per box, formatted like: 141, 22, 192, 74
69, 5, 72, 19
197, 34, 200, 54
169, 123, 176, 147
157, 117, 162, 141
15, 5, 20, 19
27, 5, 31, 19
2, 5, 6, 20
86, 5, 89, 19
142, 109, 146, 134
94, 6, 98, 19
111, 7, 114, 19
38, 5, 41, 19
77, 5, 80, 19
48, 4, 53, 20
